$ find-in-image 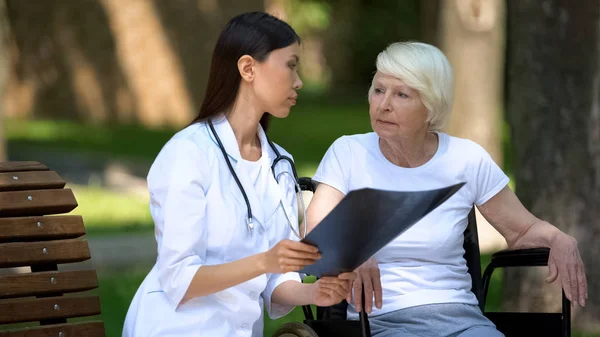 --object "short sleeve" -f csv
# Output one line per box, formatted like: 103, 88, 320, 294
147, 138, 209, 310
313, 136, 352, 195
471, 143, 510, 205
